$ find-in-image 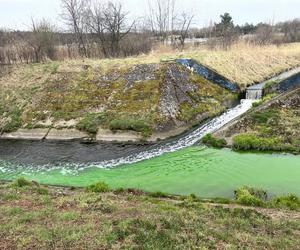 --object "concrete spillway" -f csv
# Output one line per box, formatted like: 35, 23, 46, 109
176, 59, 240, 92
246, 67, 300, 99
